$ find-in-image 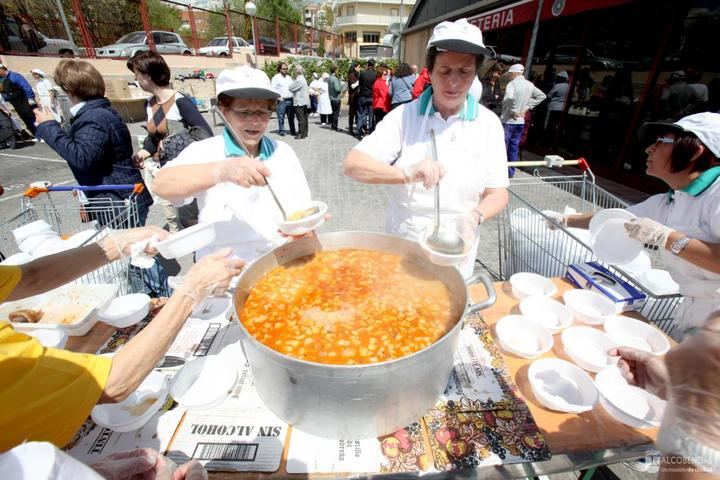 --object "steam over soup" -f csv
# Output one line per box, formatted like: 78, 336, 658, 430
241, 249, 459, 365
